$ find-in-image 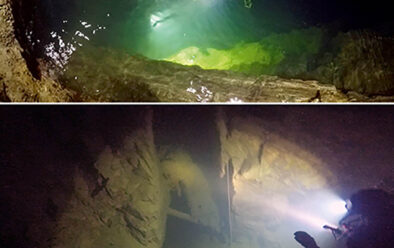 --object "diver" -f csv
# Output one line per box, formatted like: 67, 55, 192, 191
151, 13, 177, 27
294, 189, 394, 248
